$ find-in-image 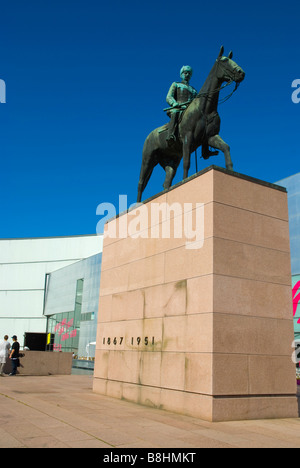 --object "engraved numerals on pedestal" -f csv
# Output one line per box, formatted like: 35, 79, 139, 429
102, 336, 155, 347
